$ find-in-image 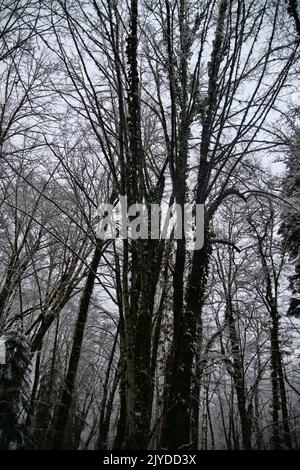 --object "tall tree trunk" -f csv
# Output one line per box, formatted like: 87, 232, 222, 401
270, 312, 292, 448
51, 240, 103, 449
163, 0, 228, 449
97, 325, 119, 449
255, 231, 292, 449
270, 314, 280, 449
227, 308, 252, 449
